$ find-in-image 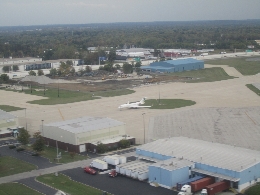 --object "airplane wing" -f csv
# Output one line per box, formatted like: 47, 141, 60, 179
129, 105, 151, 109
